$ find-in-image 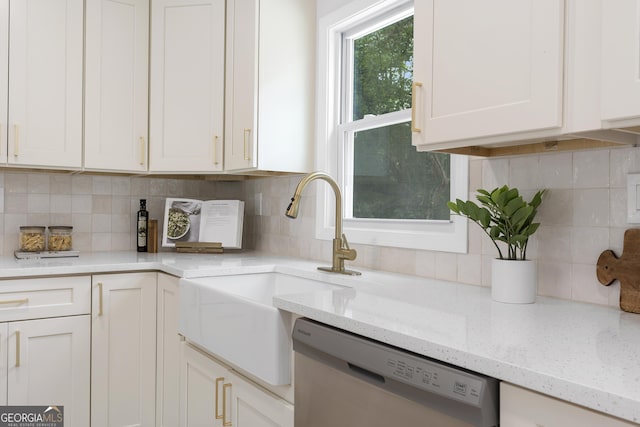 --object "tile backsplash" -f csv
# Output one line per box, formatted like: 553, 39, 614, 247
243, 147, 640, 308
0, 171, 237, 254
1, 146, 635, 308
